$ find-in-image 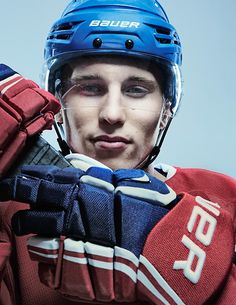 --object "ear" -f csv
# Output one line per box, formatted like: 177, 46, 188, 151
160, 103, 172, 129
55, 110, 63, 124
